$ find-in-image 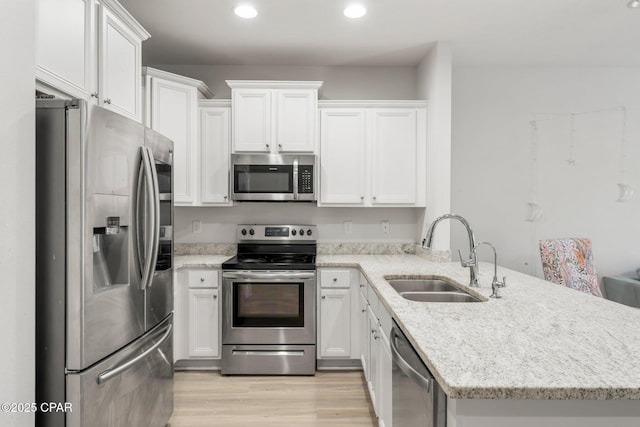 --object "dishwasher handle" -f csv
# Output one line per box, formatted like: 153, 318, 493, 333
390, 326, 432, 391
